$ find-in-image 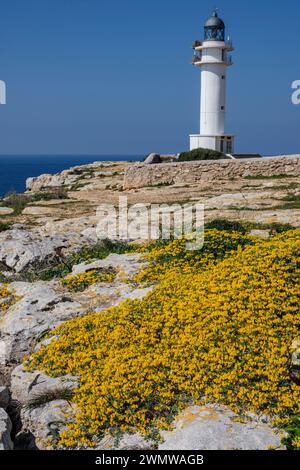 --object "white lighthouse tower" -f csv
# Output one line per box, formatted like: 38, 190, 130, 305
190, 10, 235, 154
